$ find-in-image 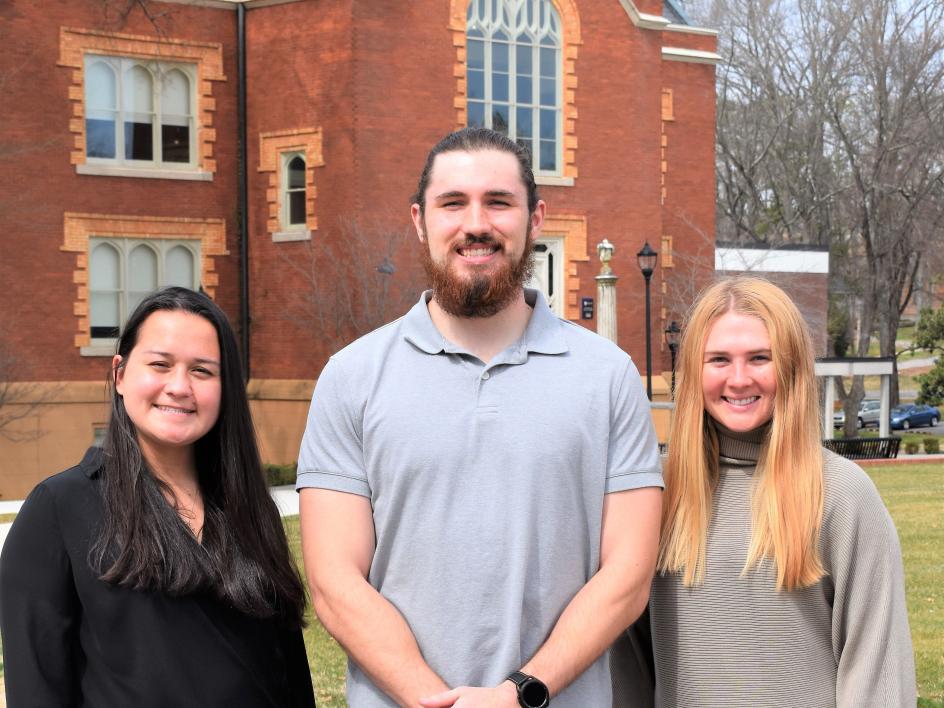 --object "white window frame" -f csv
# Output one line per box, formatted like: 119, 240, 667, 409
82, 55, 199, 176
92, 424, 108, 447
466, 0, 563, 176
527, 236, 565, 316
83, 237, 201, 356
281, 151, 308, 231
